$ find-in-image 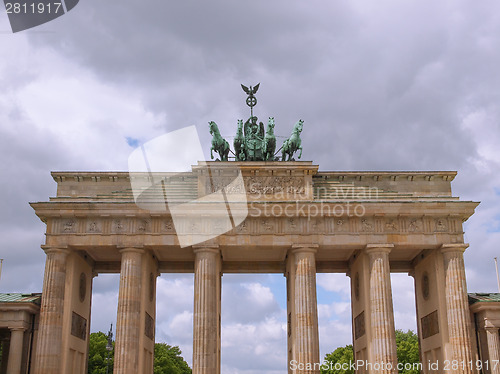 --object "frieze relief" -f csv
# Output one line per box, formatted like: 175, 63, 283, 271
235, 220, 250, 233
307, 218, 324, 233
335, 218, 350, 233
206, 176, 307, 197
162, 218, 175, 233
137, 219, 151, 233
385, 219, 399, 232
435, 218, 448, 232
408, 218, 423, 233
63, 219, 77, 233
207, 177, 245, 194
360, 218, 374, 232
260, 219, 275, 233
286, 218, 300, 233
87, 220, 102, 233
52, 215, 456, 236
112, 219, 128, 233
